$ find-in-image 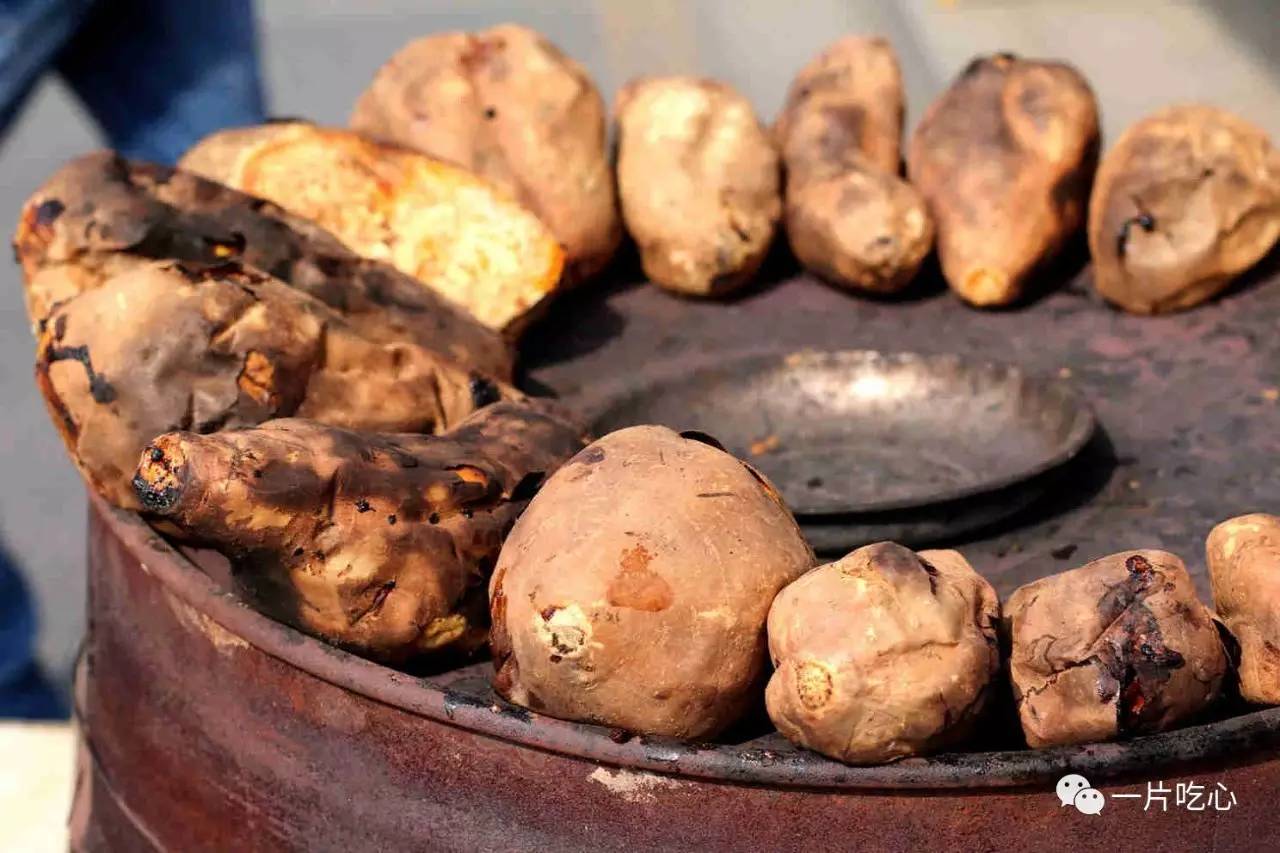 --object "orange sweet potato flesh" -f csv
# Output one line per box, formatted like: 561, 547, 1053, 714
13, 152, 513, 380
37, 260, 519, 508
1089, 104, 1280, 314
180, 122, 564, 335
135, 400, 588, 662
908, 53, 1099, 307
350, 23, 621, 285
